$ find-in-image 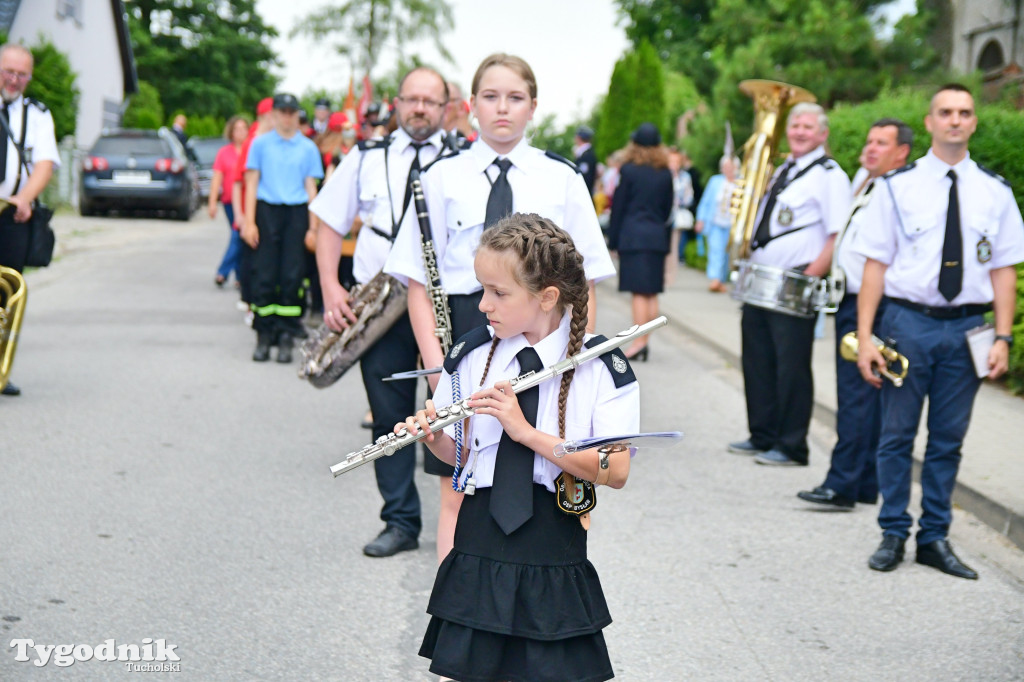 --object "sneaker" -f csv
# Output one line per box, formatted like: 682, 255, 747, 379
754, 449, 805, 466
728, 439, 766, 455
